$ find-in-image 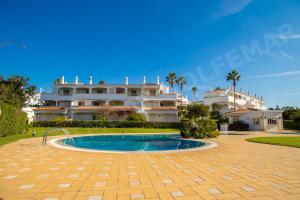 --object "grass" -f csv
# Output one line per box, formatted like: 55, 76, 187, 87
247, 136, 300, 148
0, 127, 179, 146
